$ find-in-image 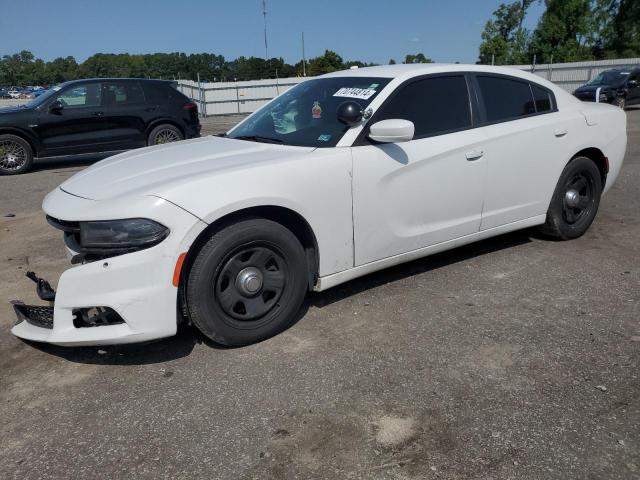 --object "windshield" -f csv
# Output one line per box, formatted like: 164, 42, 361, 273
228, 77, 391, 147
586, 71, 629, 87
24, 85, 62, 108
